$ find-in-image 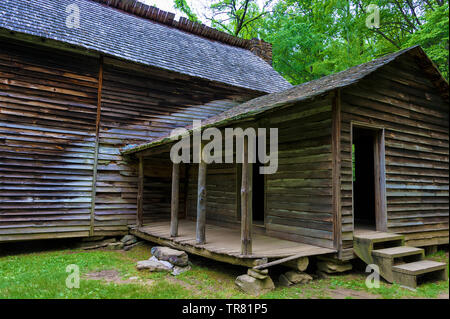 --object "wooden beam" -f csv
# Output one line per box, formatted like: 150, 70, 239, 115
235, 163, 242, 221
254, 253, 315, 270
241, 137, 253, 255
137, 144, 172, 158
374, 129, 388, 232
137, 155, 144, 228
89, 56, 103, 236
170, 163, 180, 237
182, 164, 189, 219
332, 89, 342, 252
196, 143, 207, 244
